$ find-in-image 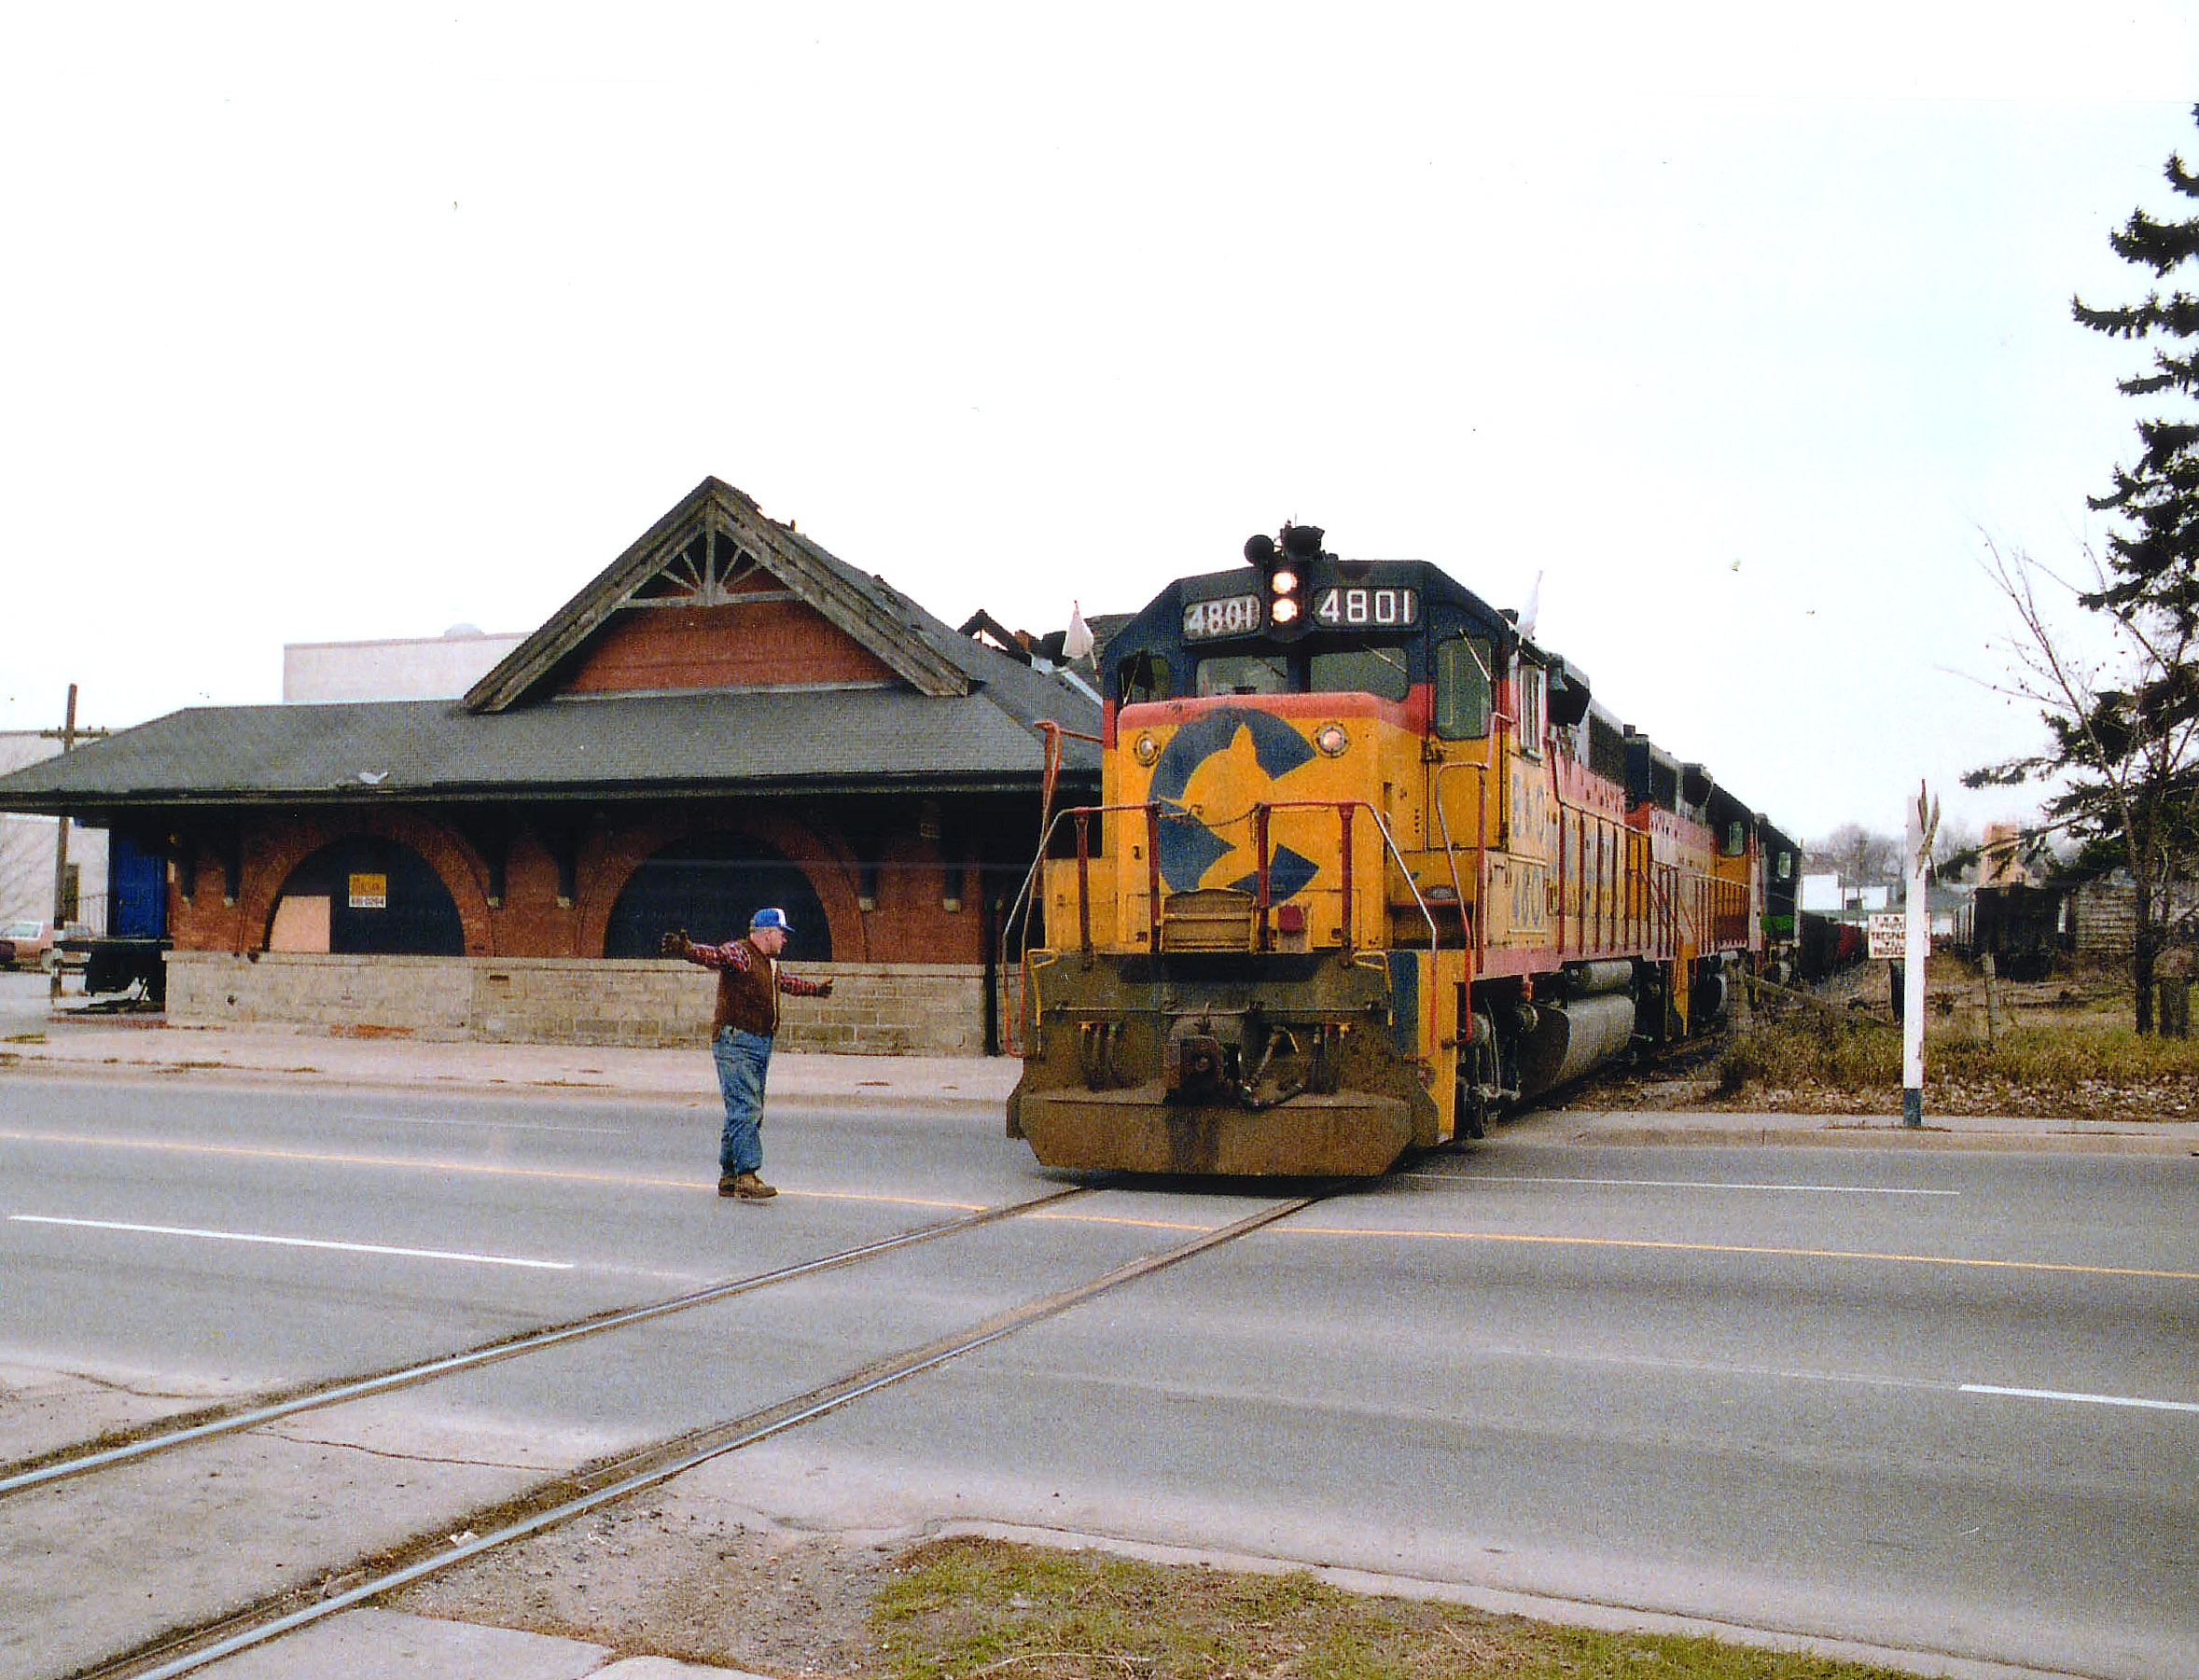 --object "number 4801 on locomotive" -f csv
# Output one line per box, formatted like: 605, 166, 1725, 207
1005, 523, 1801, 1177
